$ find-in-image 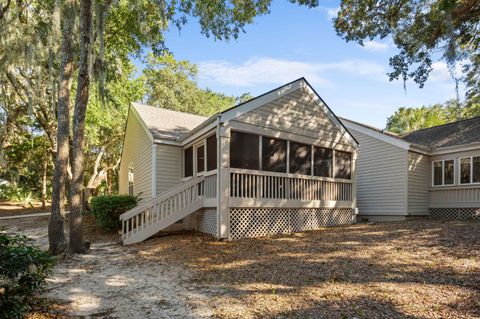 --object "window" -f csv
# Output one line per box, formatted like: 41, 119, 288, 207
184, 147, 193, 177
128, 167, 134, 196
289, 142, 311, 175
460, 156, 480, 184
444, 160, 454, 185
196, 145, 205, 173
206, 134, 217, 171
433, 159, 455, 186
460, 158, 471, 184
474, 157, 480, 183
230, 131, 259, 169
433, 161, 443, 185
262, 137, 287, 172
334, 150, 352, 179
314, 147, 332, 177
